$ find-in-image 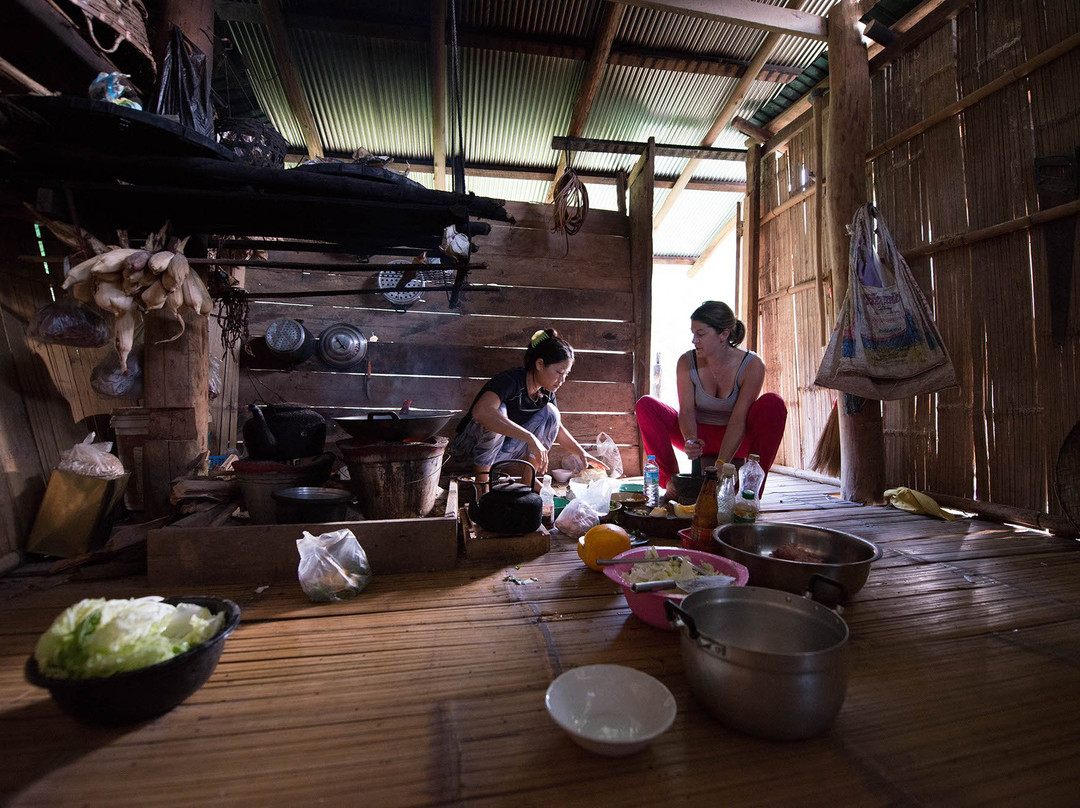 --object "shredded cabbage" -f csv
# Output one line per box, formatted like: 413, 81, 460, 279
621, 547, 718, 585
34, 596, 225, 680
